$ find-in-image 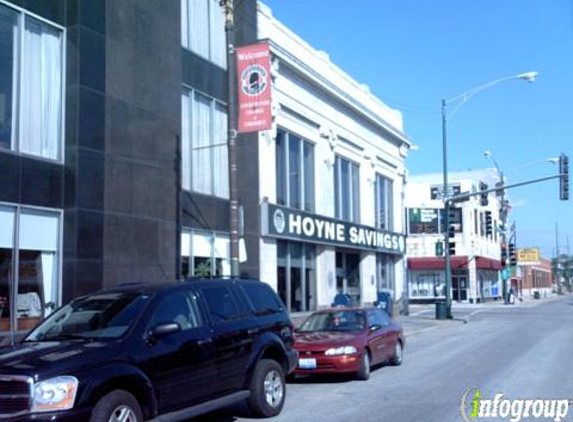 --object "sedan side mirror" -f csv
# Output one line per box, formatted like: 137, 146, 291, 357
152, 322, 181, 338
